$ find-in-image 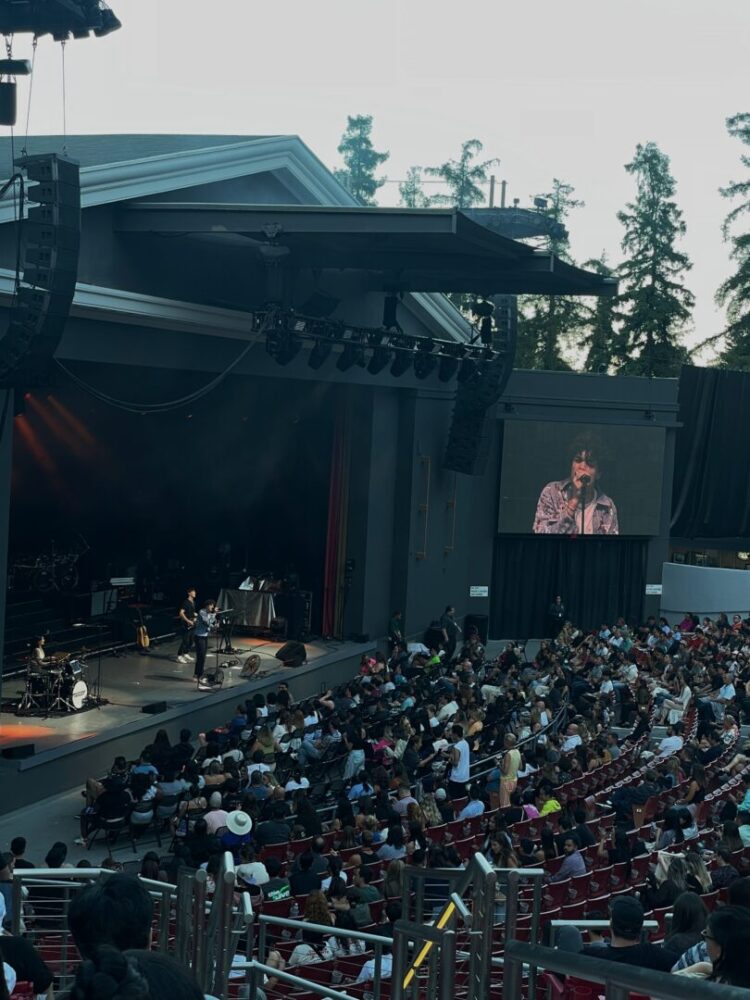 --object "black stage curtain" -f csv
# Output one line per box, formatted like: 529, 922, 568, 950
672, 365, 750, 541
490, 536, 648, 638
